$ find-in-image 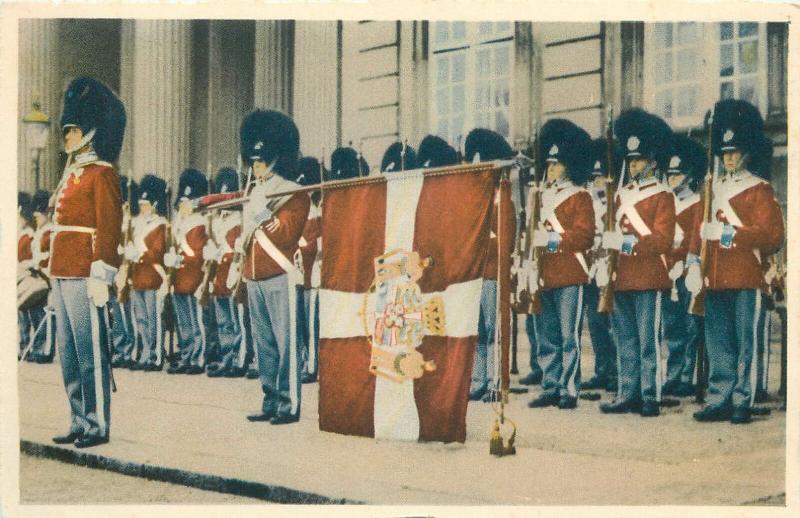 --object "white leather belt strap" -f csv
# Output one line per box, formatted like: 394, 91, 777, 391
255, 228, 297, 273
53, 225, 95, 235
